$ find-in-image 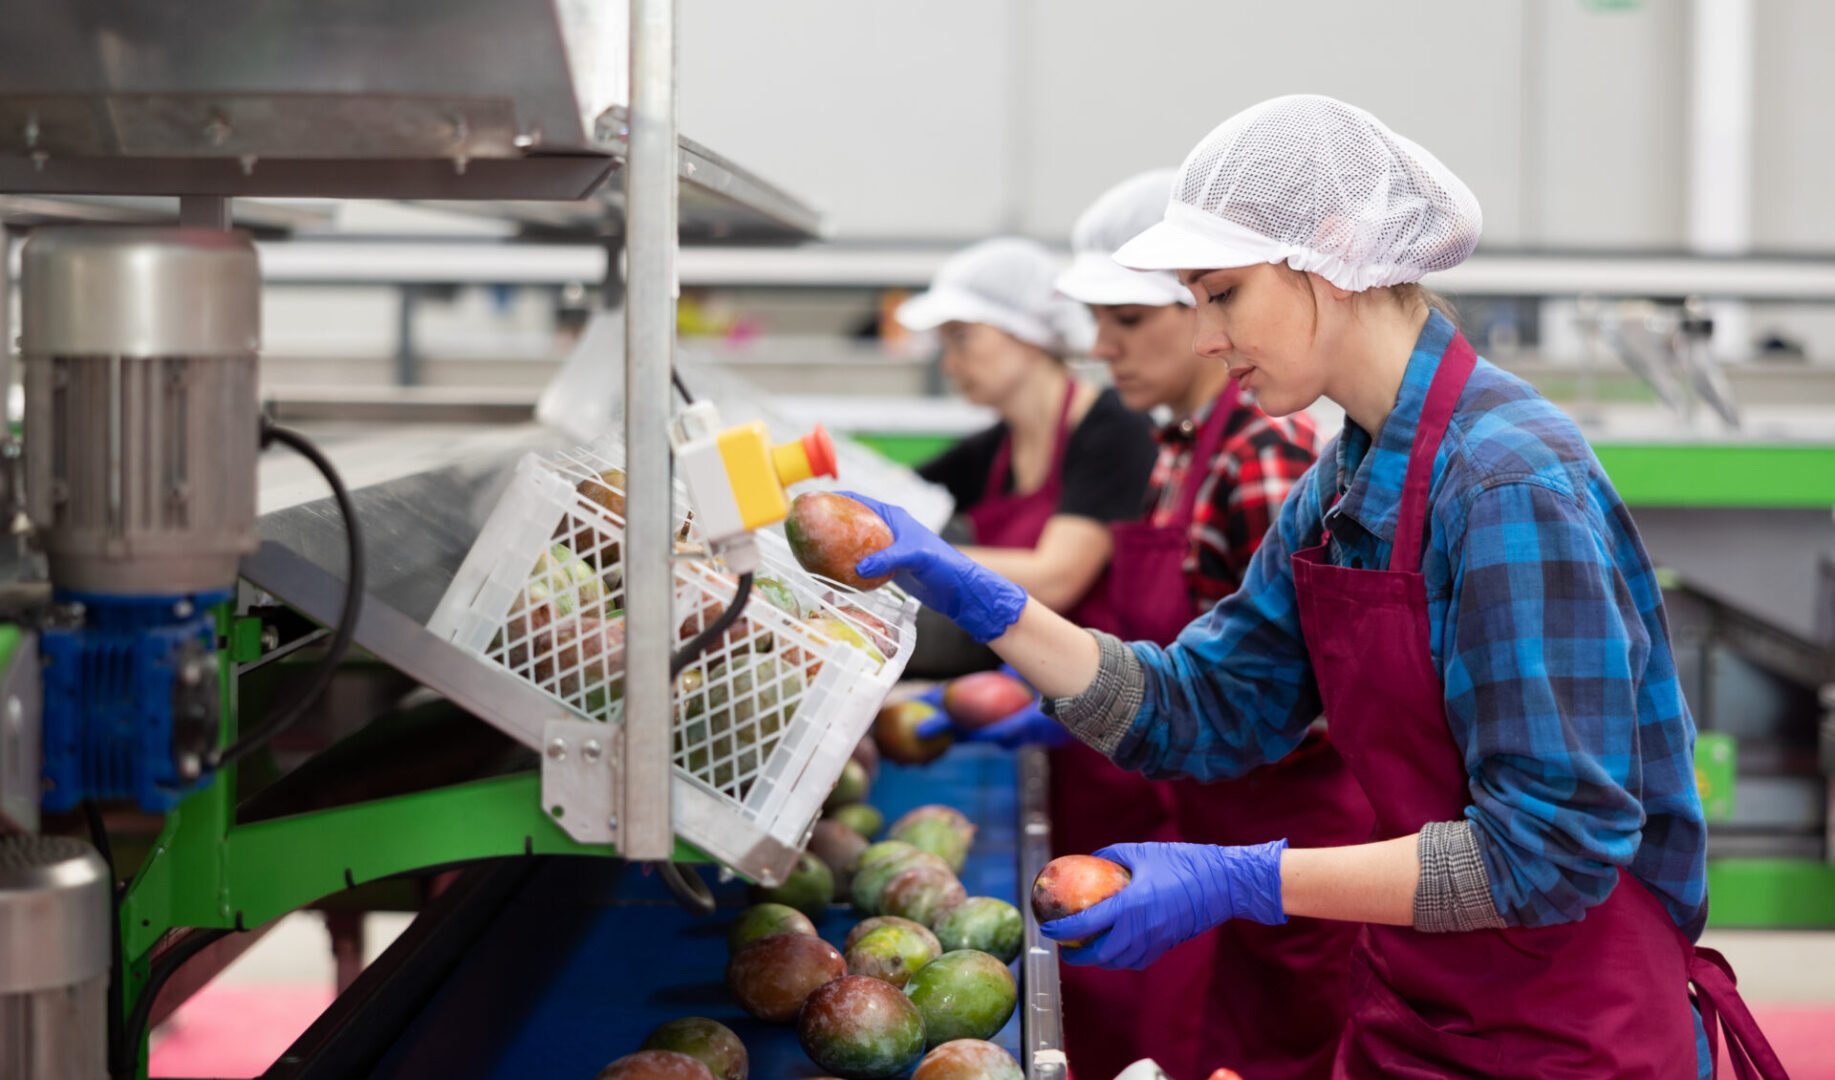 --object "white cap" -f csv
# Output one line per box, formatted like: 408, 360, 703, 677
897, 237, 1094, 356
1115, 94, 1482, 293
1056, 169, 1194, 308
